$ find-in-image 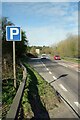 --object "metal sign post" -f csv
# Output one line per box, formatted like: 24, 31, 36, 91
6, 26, 21, 88
13, 41, 16, 88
